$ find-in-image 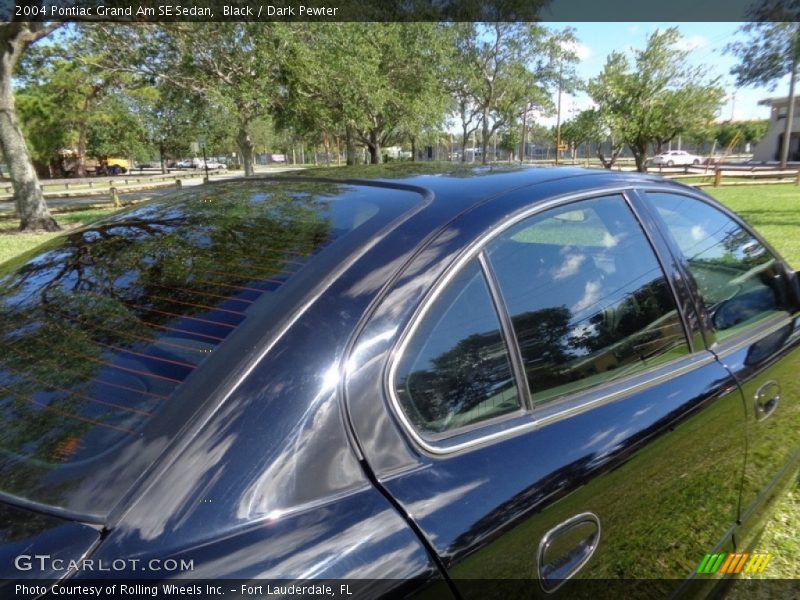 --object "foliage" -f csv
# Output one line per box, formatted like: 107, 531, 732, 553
449, 23, 571, 164
16, 25, 153, 175
87, 23, 285, 176
560, 109, 624, 168
715, 120, 770, 150
280, 23, 454, 165
589, 28, 725, 172
726, 9, 800, 168
727, 21, 800, 89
